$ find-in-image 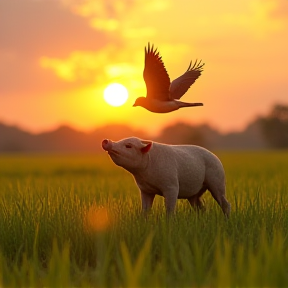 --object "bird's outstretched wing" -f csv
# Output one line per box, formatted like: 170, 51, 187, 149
169, 60, 204, 100
143, 43, 171, 101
